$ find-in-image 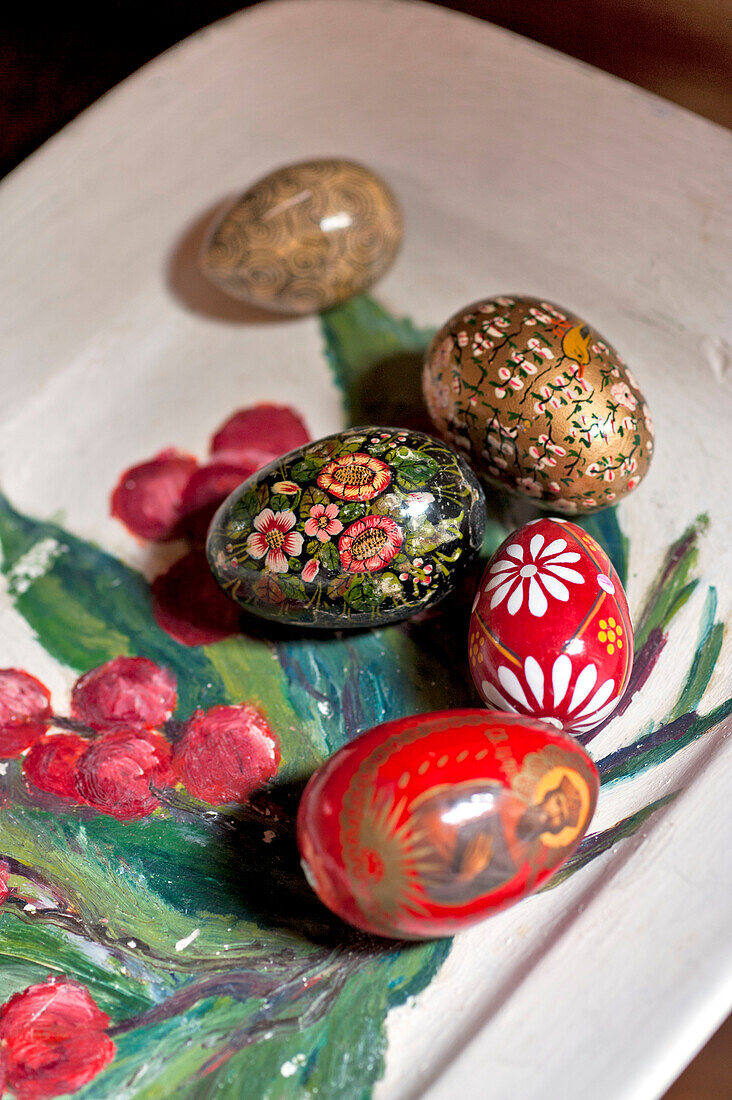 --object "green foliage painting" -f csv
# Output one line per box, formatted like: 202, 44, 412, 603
0, 296, 728, 1098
